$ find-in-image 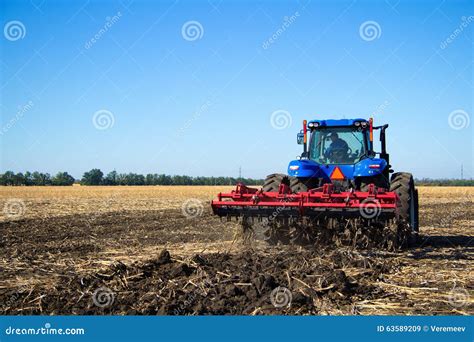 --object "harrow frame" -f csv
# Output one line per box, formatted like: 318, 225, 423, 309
211, 183, 399, 219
